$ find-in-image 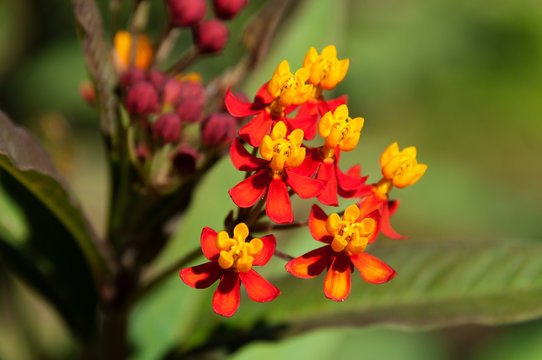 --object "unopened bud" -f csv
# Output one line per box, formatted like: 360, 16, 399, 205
201, 113, 237, 147
175, 96, 203, 123
79, 81, 96, 106
124, 82, 160, 115
162, 78, 184, 107
120, 67, 147, 89
178, 80, 205, 103
153, 113, 181, 143
193, 19, 229, 54
147, 69, 167, 92
173, 146, 199, 176
167, 0, 207, 28
213, 0, 248, 20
